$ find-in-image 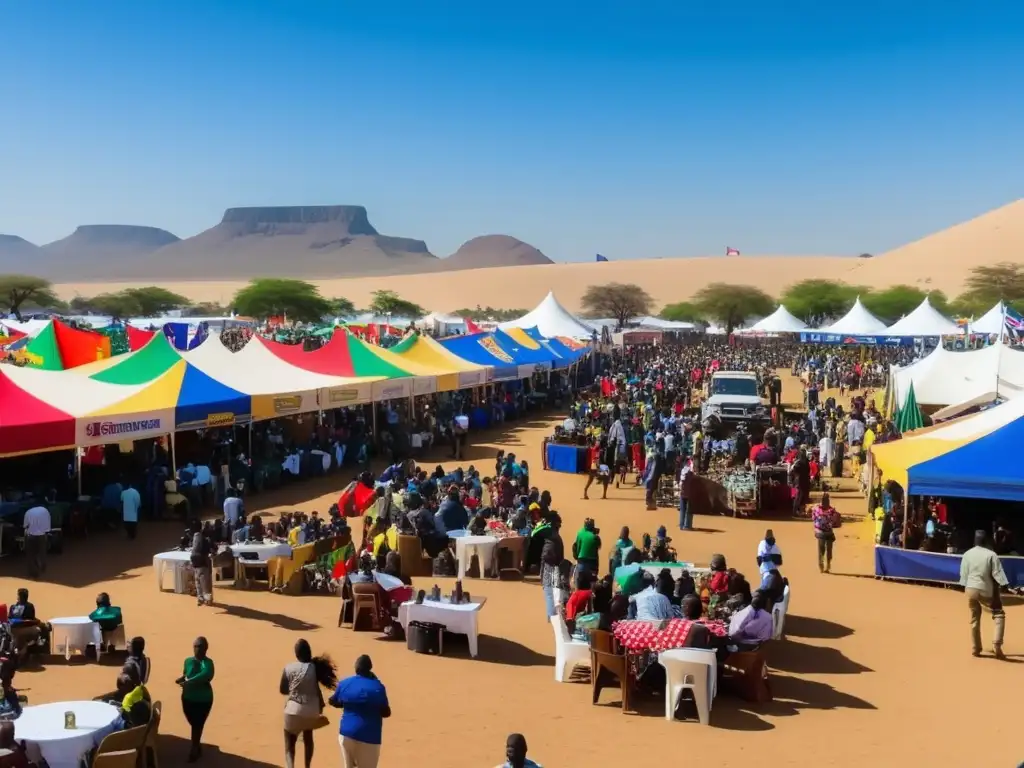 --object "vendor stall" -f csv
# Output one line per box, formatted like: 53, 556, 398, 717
875, 546, 1024, 587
